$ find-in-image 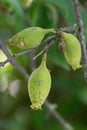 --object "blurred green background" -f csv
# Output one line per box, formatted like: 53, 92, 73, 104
0, 0, 87, 130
